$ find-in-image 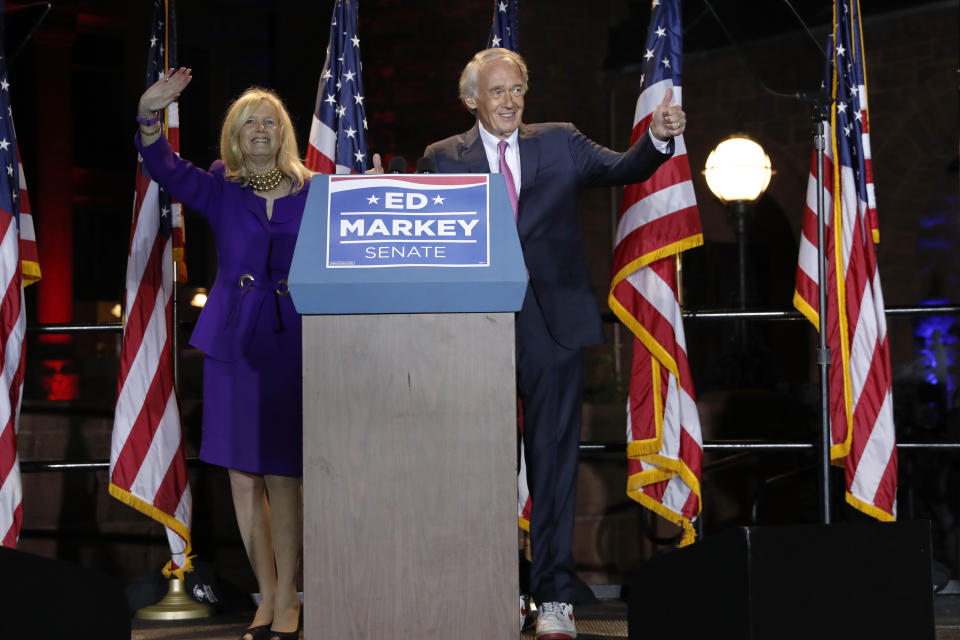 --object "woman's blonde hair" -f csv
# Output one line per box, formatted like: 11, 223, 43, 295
220, 87, 312, 193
